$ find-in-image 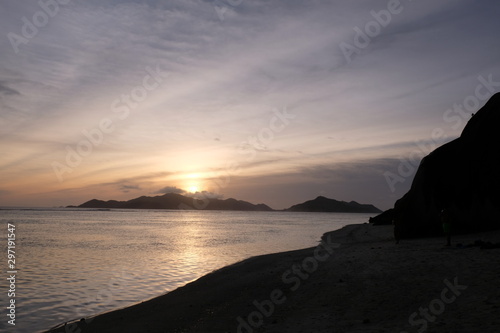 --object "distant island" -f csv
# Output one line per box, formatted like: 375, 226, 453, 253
69, 193, 381, 213
285, 196, 382, 213
69, 193, 273, 211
